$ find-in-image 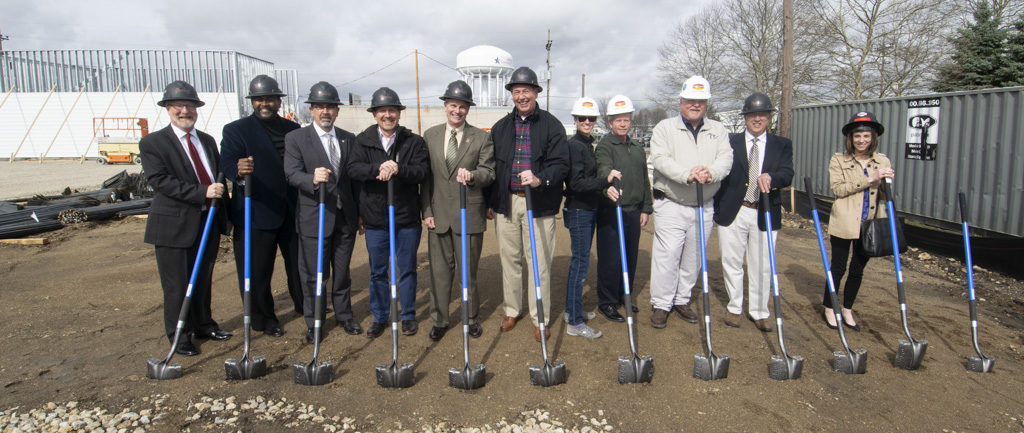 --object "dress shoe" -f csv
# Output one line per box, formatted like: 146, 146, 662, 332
194, 329, 232, 341
366, 322, 386, 339
340, 320, 363, 335
842, 319, 861, 332
468, 323, 483, 338
499, 315, 519, 332
822, 310, 838, 330
754, 319, 773, 332
428, 325, 448, 341
175, 341, 199, 356
304, 329, 325, 344
650, 308, 669, 329
672, 304, 699, 323
598, 305, 625, 323
401, 320, 418, 336
534, 326, 551, 342
630, 303, 639, 313
724, 313, 741, 328
263, 327, 284, 337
